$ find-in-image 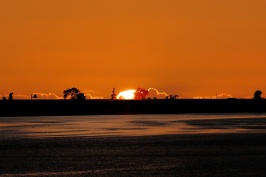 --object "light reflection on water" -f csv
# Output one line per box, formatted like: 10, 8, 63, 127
1, 113, 266, 138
